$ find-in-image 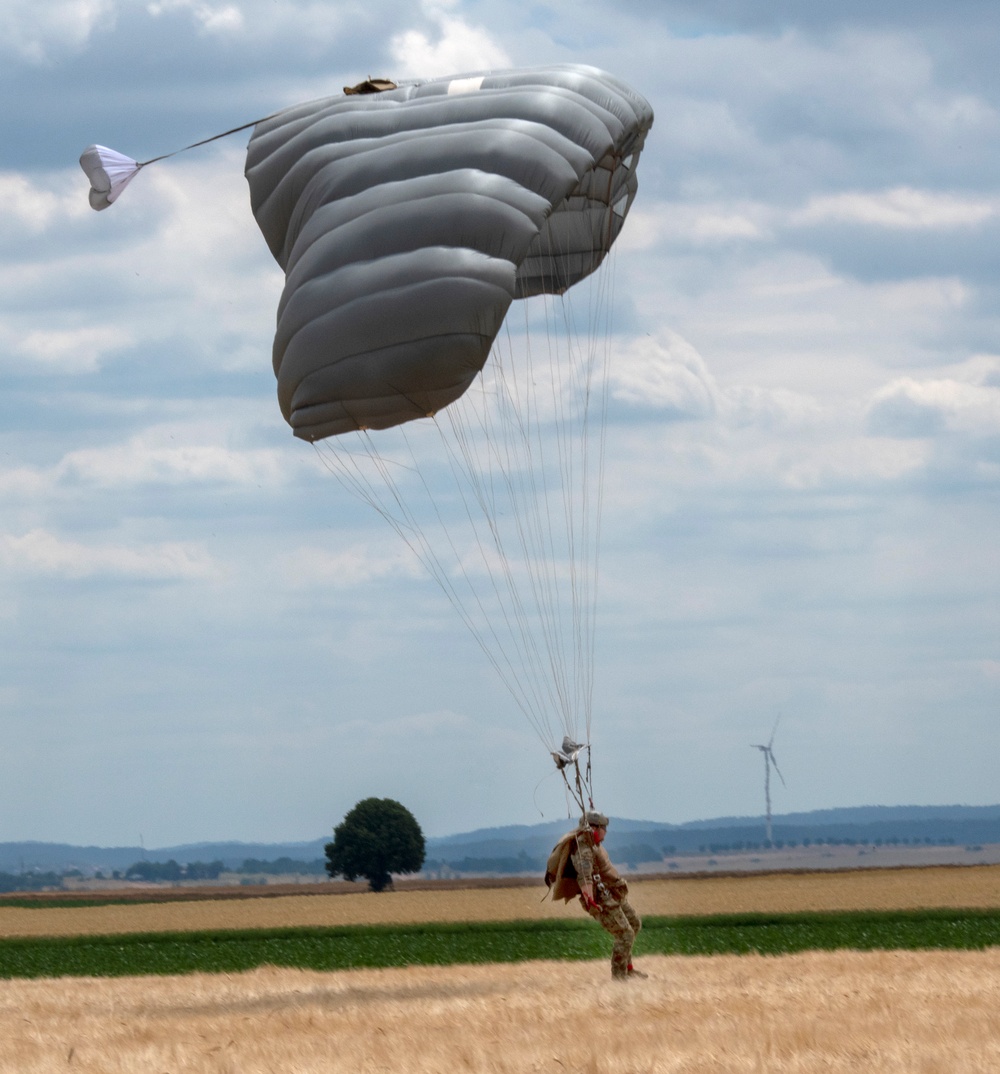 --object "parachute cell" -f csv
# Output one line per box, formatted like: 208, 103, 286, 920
244, 65, 653, 442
